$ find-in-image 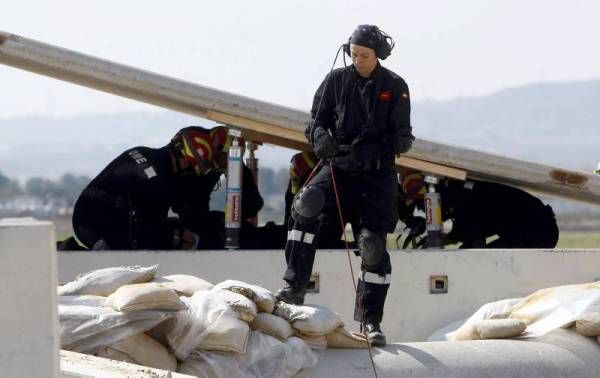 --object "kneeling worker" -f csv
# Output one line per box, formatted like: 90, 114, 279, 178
72, 126, 263, 250
399, 169, 559, 249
